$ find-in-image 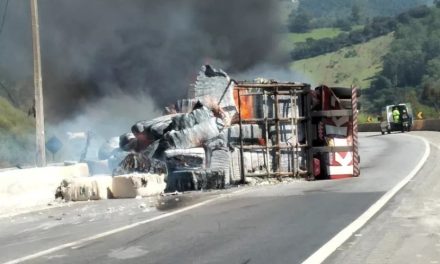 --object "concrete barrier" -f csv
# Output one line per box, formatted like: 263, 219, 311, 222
0, 163, 89, 216
411, 119, 440, 131
359, 123, 380, 132
359, 119, 440, 133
